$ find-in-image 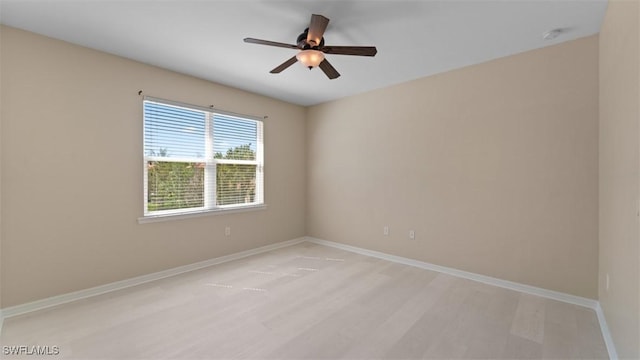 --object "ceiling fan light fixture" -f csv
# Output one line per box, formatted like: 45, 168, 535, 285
296, 49, 324, 69
244, 14, 375, 79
